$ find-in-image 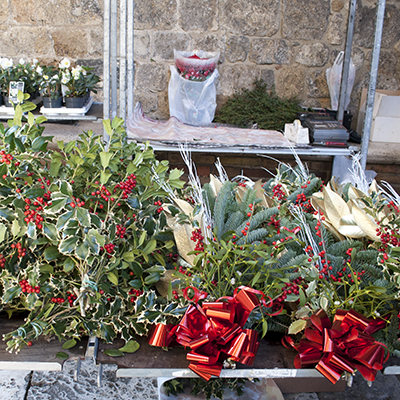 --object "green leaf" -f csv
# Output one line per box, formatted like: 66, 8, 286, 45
49, 159, 61, 177
57, 211, 75, 230
56, 352, 69, 360
138, 231, 146, 247
261, 320, 268, 339
104, 349, 124, 357
145, 265, 165, 274
251, 271, 261, 286
102, 119, 113, 138
144, 272, 160, 285
62, 339, 77, 350
27, 112, 34, 127
44, 246, 60, 261
132, 152, 144, 167
129, 279, 143, 289
40, 264, 54, 274
64, 140, 76, 153
100, 152, 113, 169
0, 207, 14, 222
131, 262, 143, 278
14, 137, 25, 152
2, 286, 22, 303
100, 171, 112, 185
118, 340, 140, 353
42, 222, 59, 241
288, 319, 307, 335
36, 116, 47, 124
59, 236, 80, 254
169, 168, 183, 181
57, 140, 64, 150
60, 181, 73, 197
76, 242, 90, 260
142, 239, 156, 255
31, 136, 51, 152
75, 207, 91, 227
122, 252, 135, 262
63, 257, 75, 272
299, 288, 307, 307
107, 271, 119, 286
